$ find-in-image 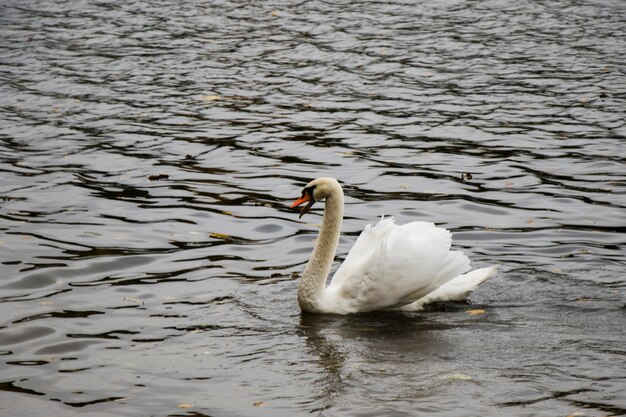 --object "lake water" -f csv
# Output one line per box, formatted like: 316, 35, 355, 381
1, 0, 625, 416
